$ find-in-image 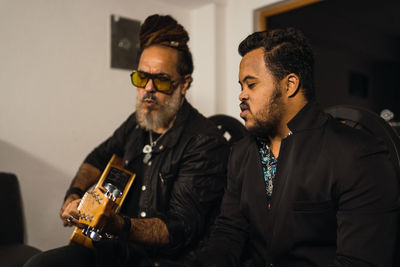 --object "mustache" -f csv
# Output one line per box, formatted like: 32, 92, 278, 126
240, 101, 250, 111
142, 93, 159, 104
